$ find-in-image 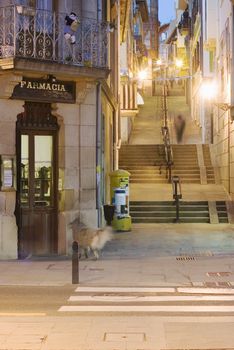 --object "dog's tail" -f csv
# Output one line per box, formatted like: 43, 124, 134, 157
91, 226, 113, 251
